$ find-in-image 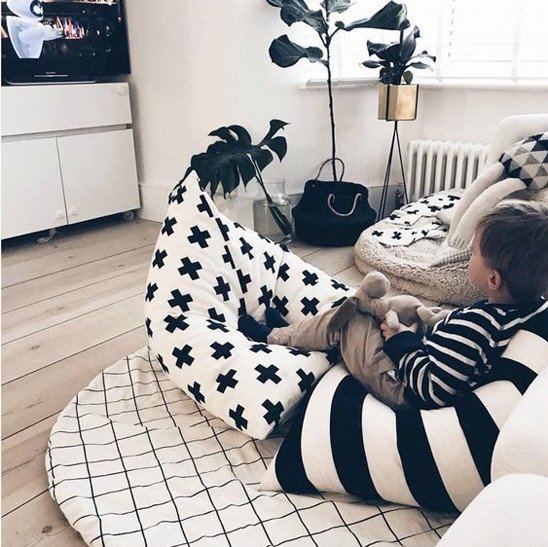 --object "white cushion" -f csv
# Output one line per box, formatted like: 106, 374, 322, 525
144, 182, 350, 439
437, 474, 548, 546
492, 365, 548, 480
